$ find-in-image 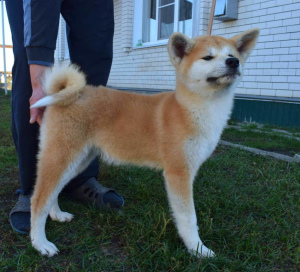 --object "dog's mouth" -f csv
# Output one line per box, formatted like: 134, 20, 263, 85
207, 72, 240, 84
